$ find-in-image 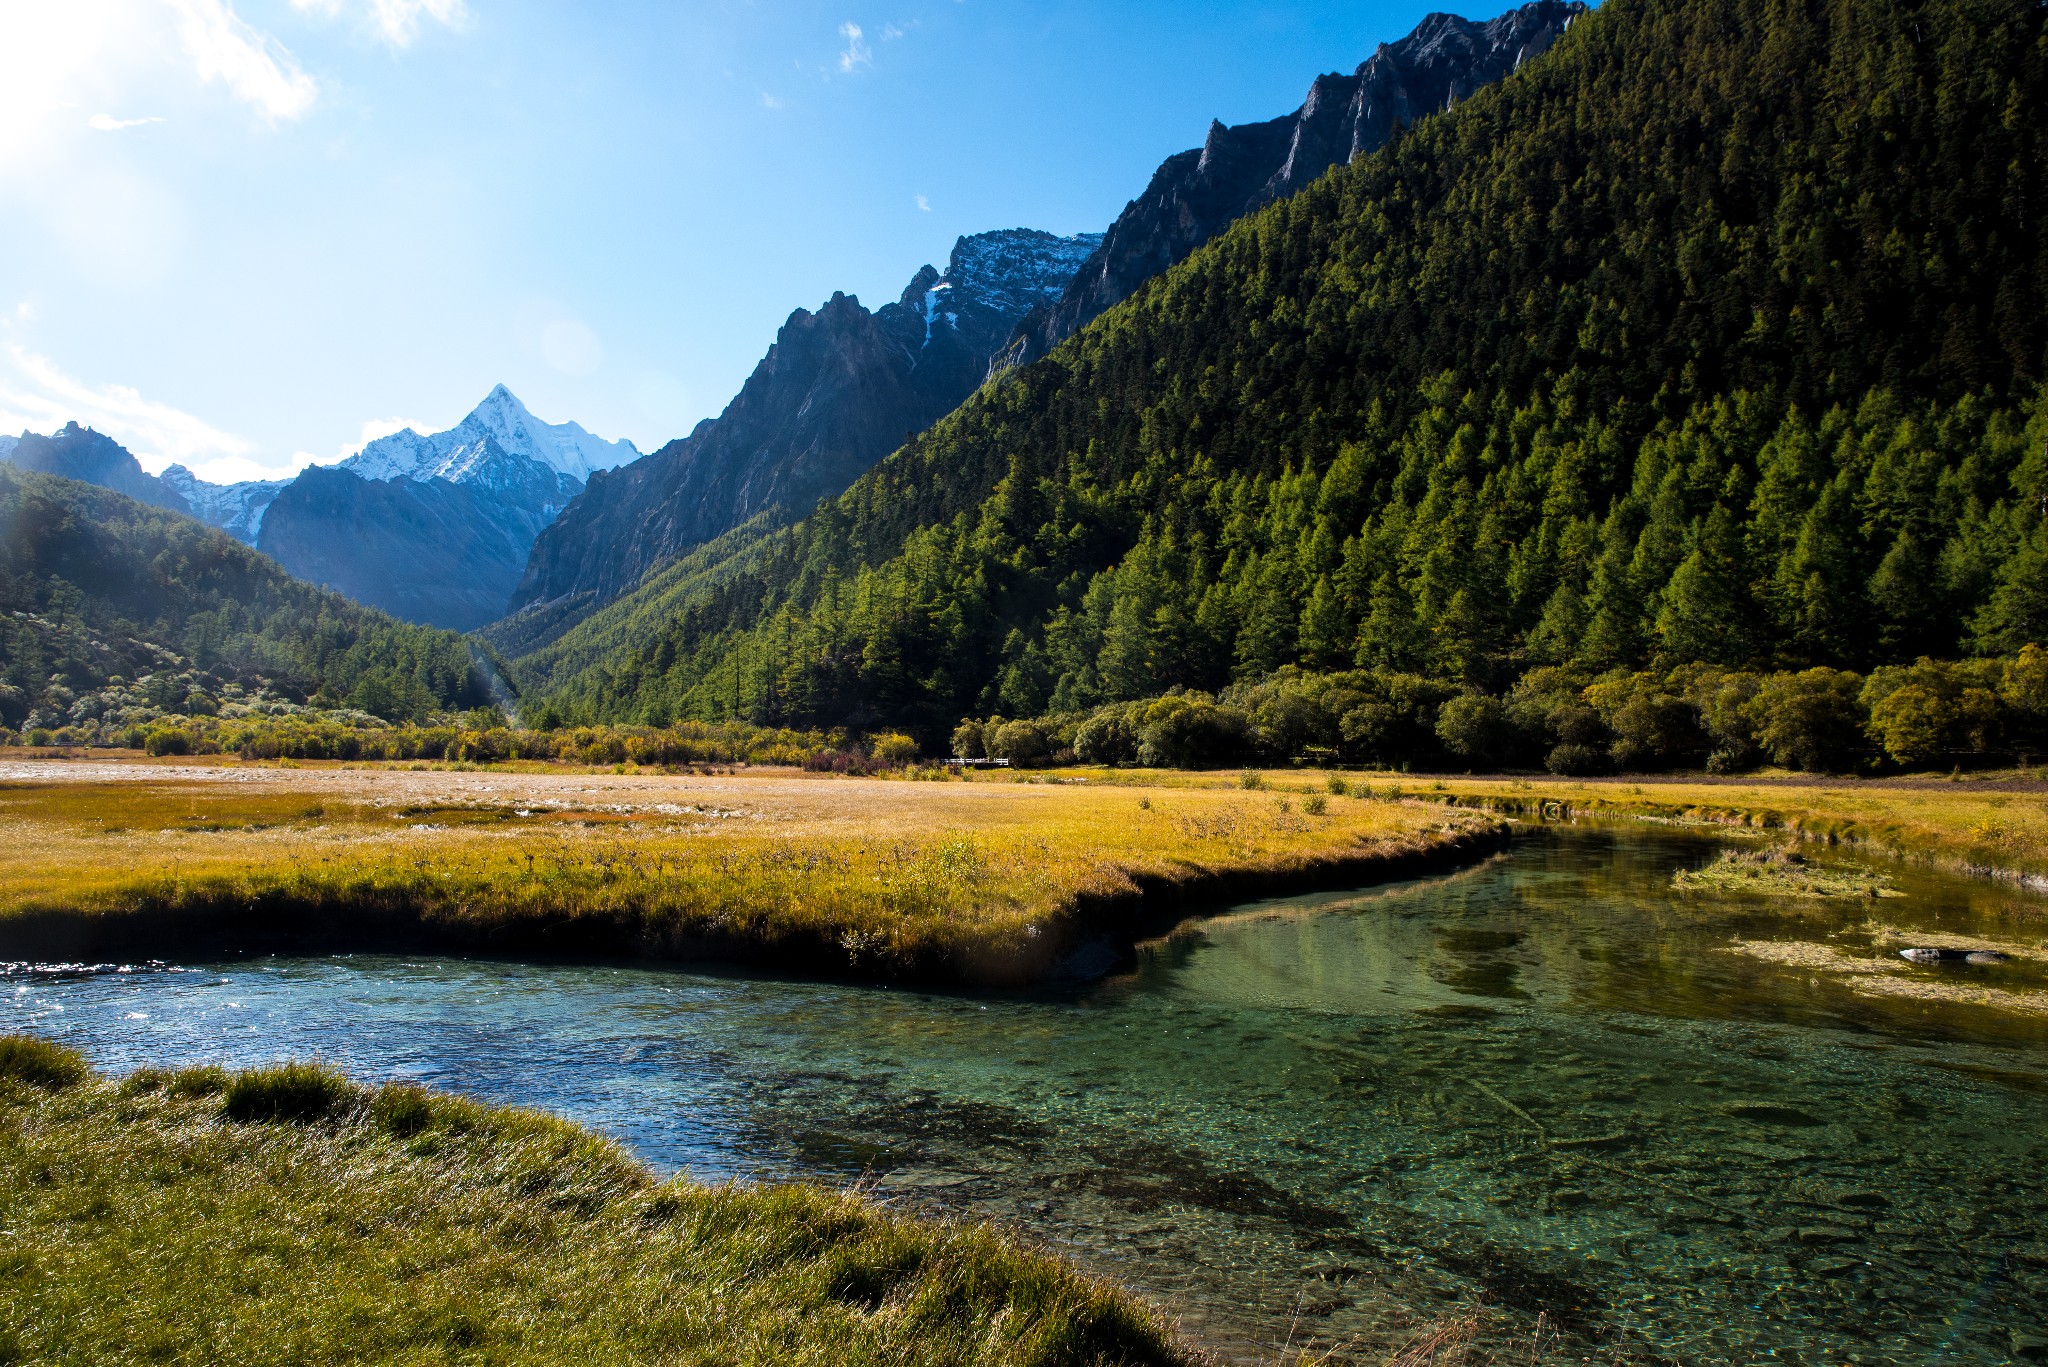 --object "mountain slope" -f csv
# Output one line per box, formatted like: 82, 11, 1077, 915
3, 423, 193, 516
508, 230, 1100, 625
255, 465, 547, 633
1010, 0, 1586, 362
524, 0, 2048, 738
0, 465, 495, 732
249, 388, 636, 632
